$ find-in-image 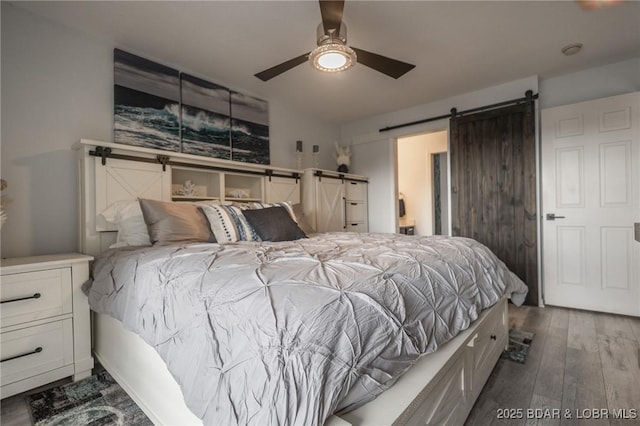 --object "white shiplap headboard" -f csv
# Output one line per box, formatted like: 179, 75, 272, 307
76, 141, 171, 256
76, 139, 302, 257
